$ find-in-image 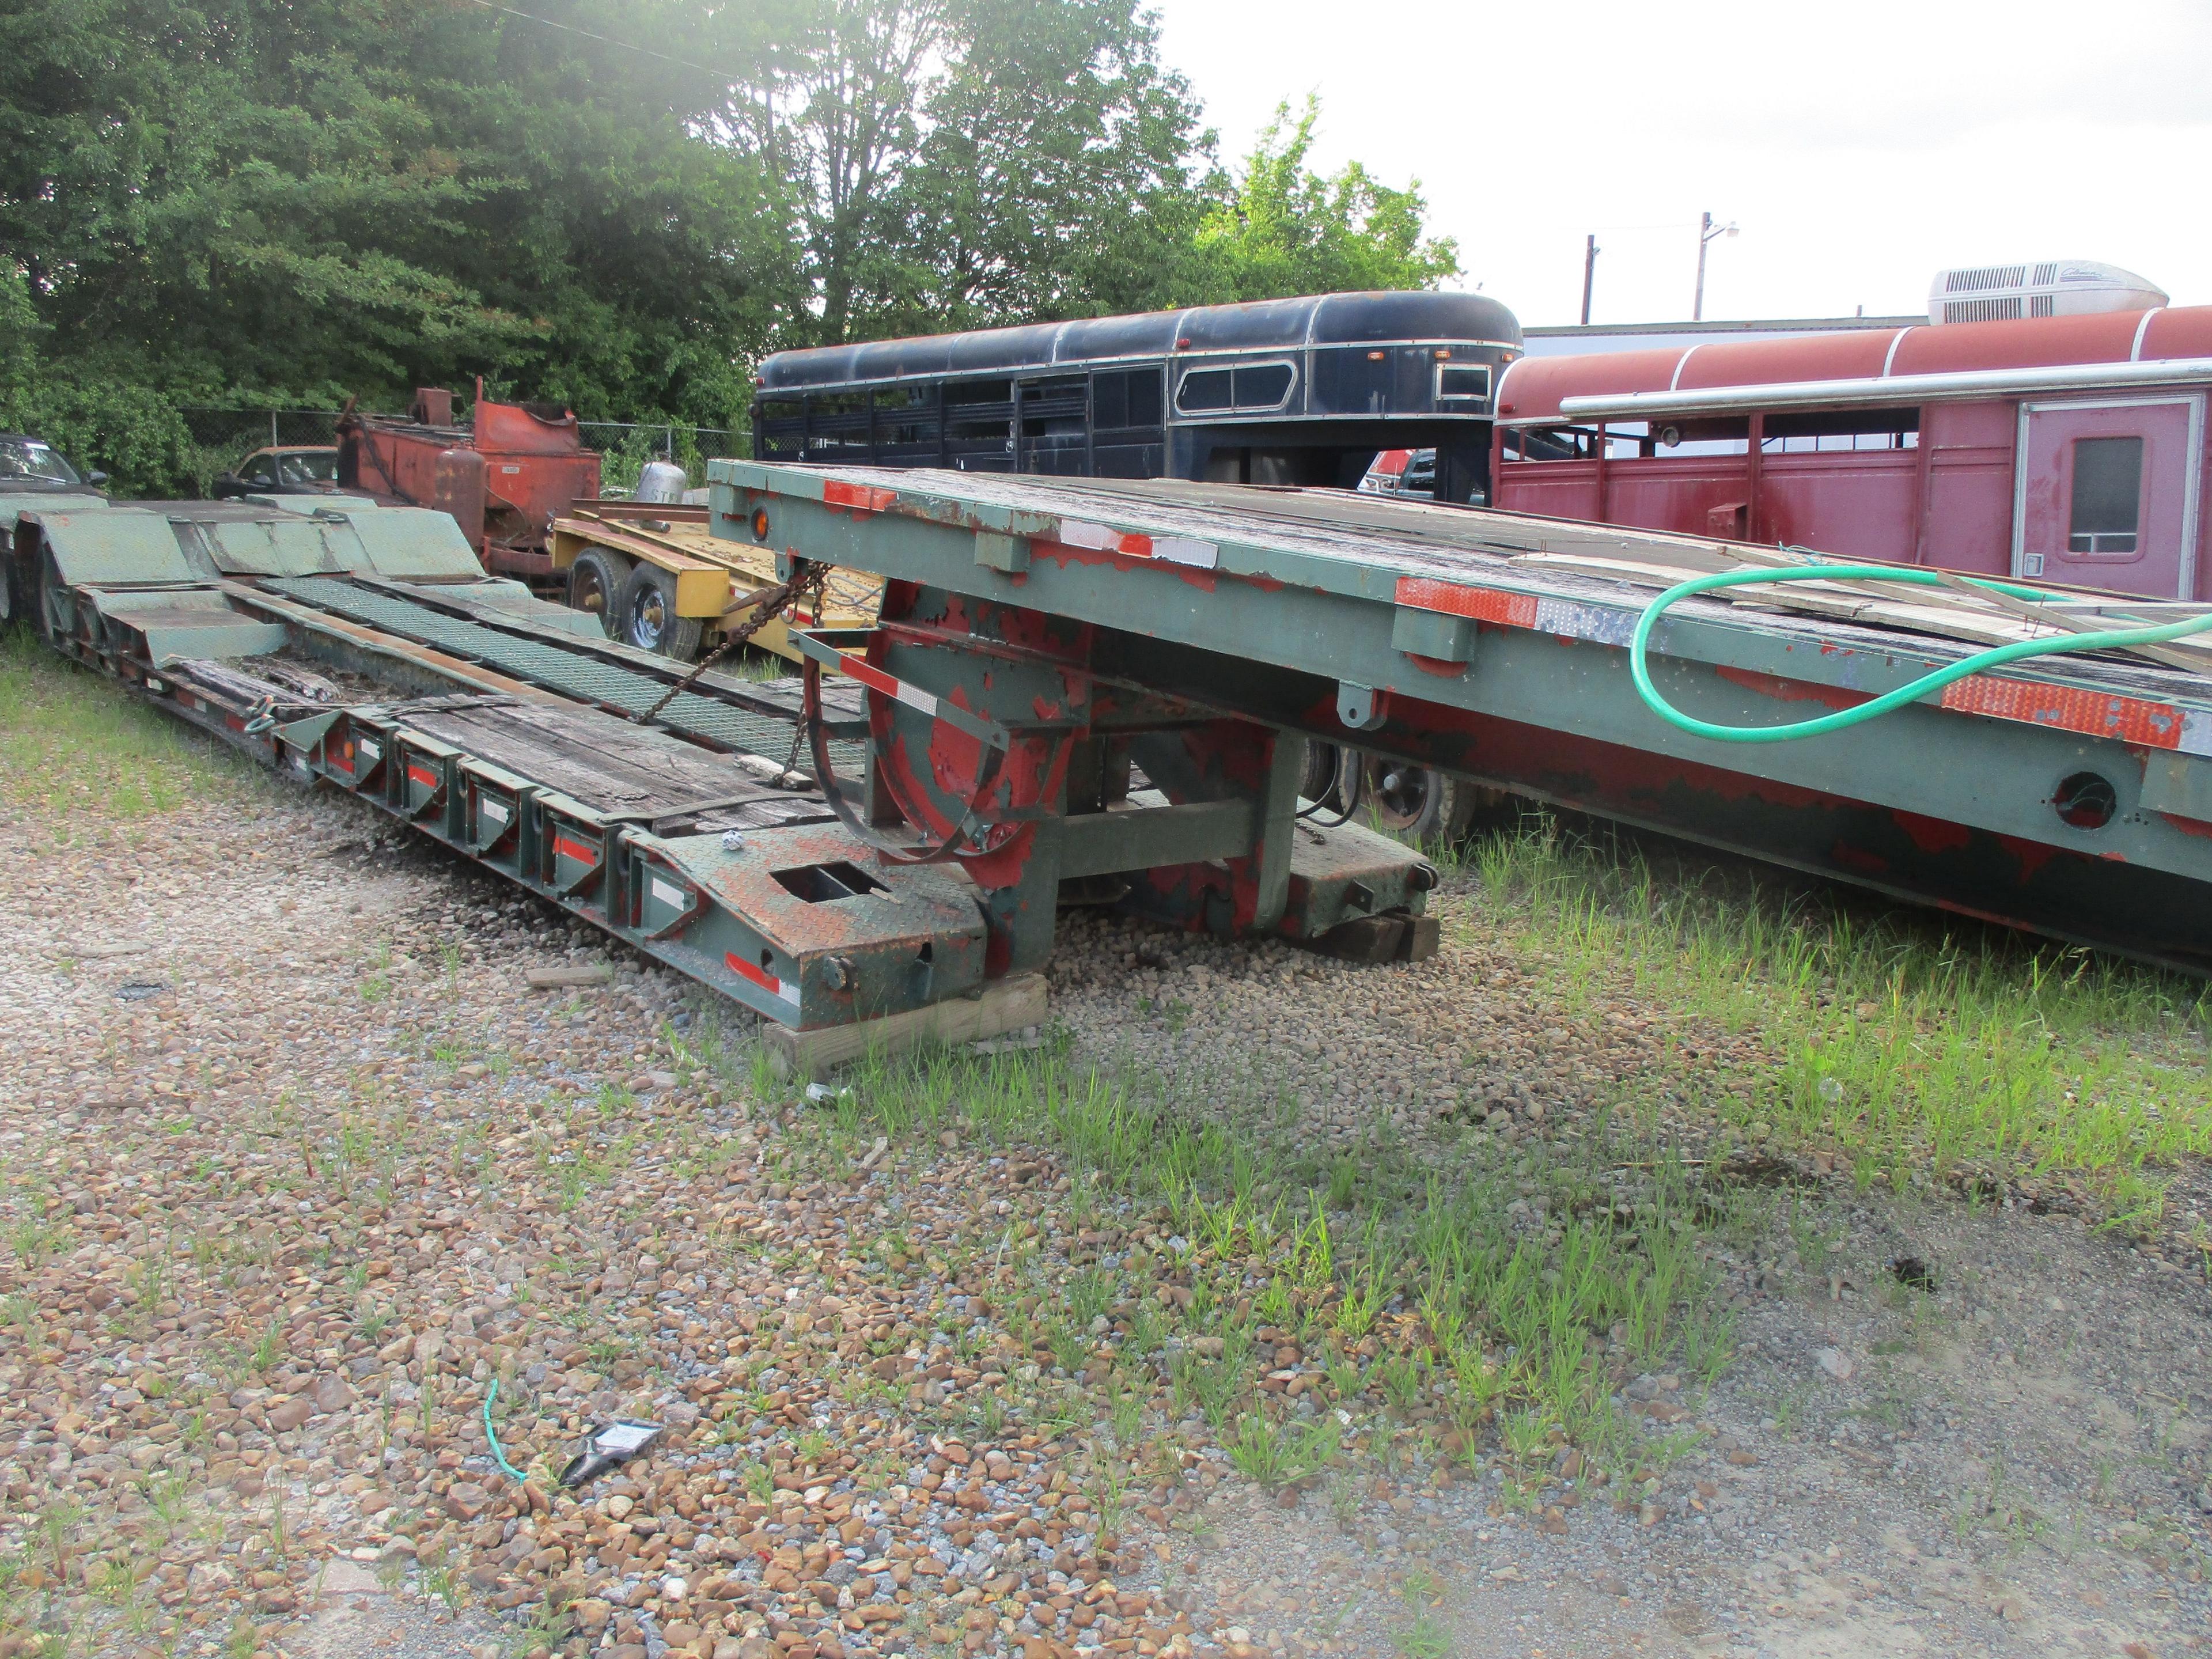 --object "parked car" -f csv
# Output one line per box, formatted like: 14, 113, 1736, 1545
211, 445, 341, 499
1355, 447, 1435, 497
0, 433, 107, 627
0, 433, 104, 495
